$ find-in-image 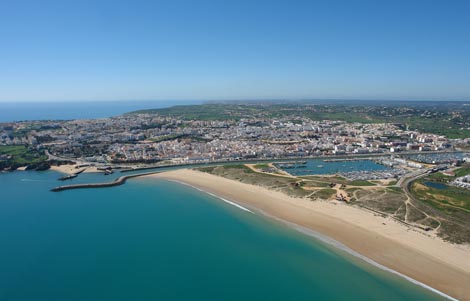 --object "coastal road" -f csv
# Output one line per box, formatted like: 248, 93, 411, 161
398, 168, 449, 232
397, 169, 430, 190
45, 150, 96, 166
45, 150, 76, 162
